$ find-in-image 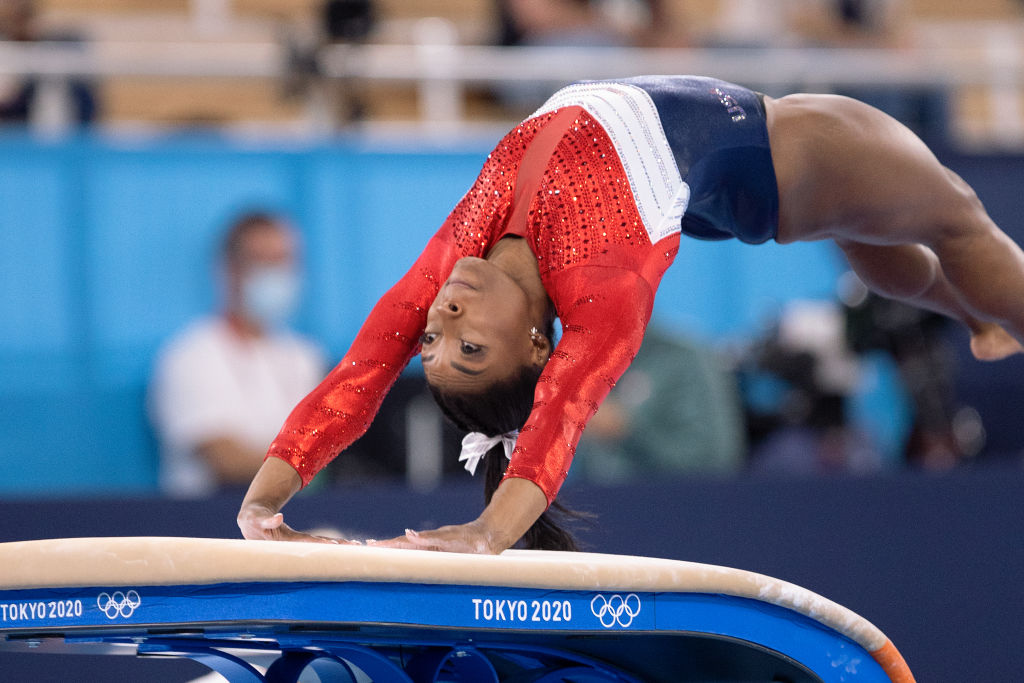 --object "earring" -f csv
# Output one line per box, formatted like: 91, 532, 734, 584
530, 326, 540, 337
